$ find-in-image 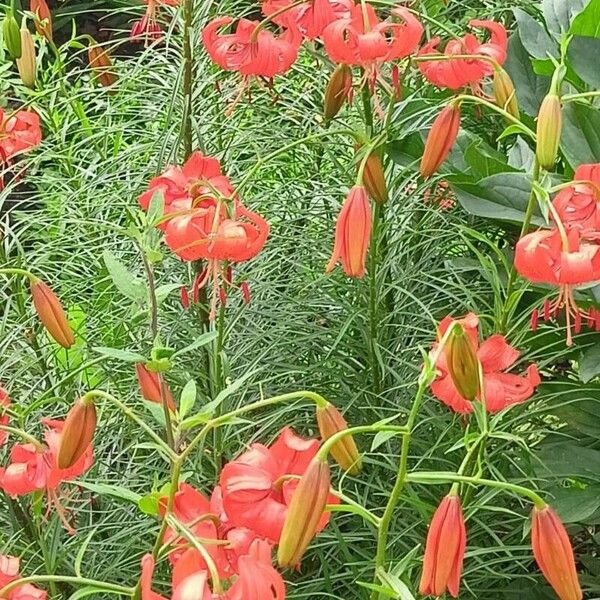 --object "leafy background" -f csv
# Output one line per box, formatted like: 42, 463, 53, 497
1, 0, 600, 598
